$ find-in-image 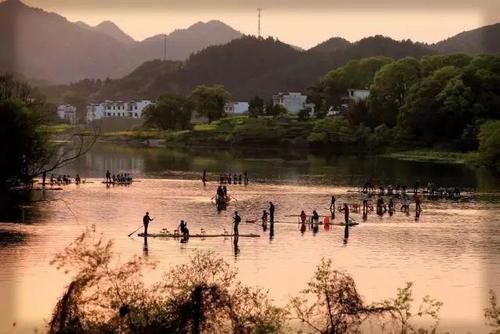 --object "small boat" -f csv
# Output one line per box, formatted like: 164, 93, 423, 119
138, 232, 260, 238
